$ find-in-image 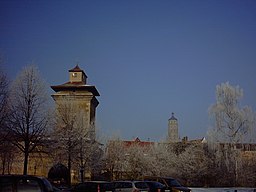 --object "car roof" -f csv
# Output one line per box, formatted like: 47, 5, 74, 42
113, 181, 147, 183
1, 174, 44, 177
79, 181, 111, 183
144, 181, 164, 183
0, 174, 46, 179
144, 176, 176, 180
